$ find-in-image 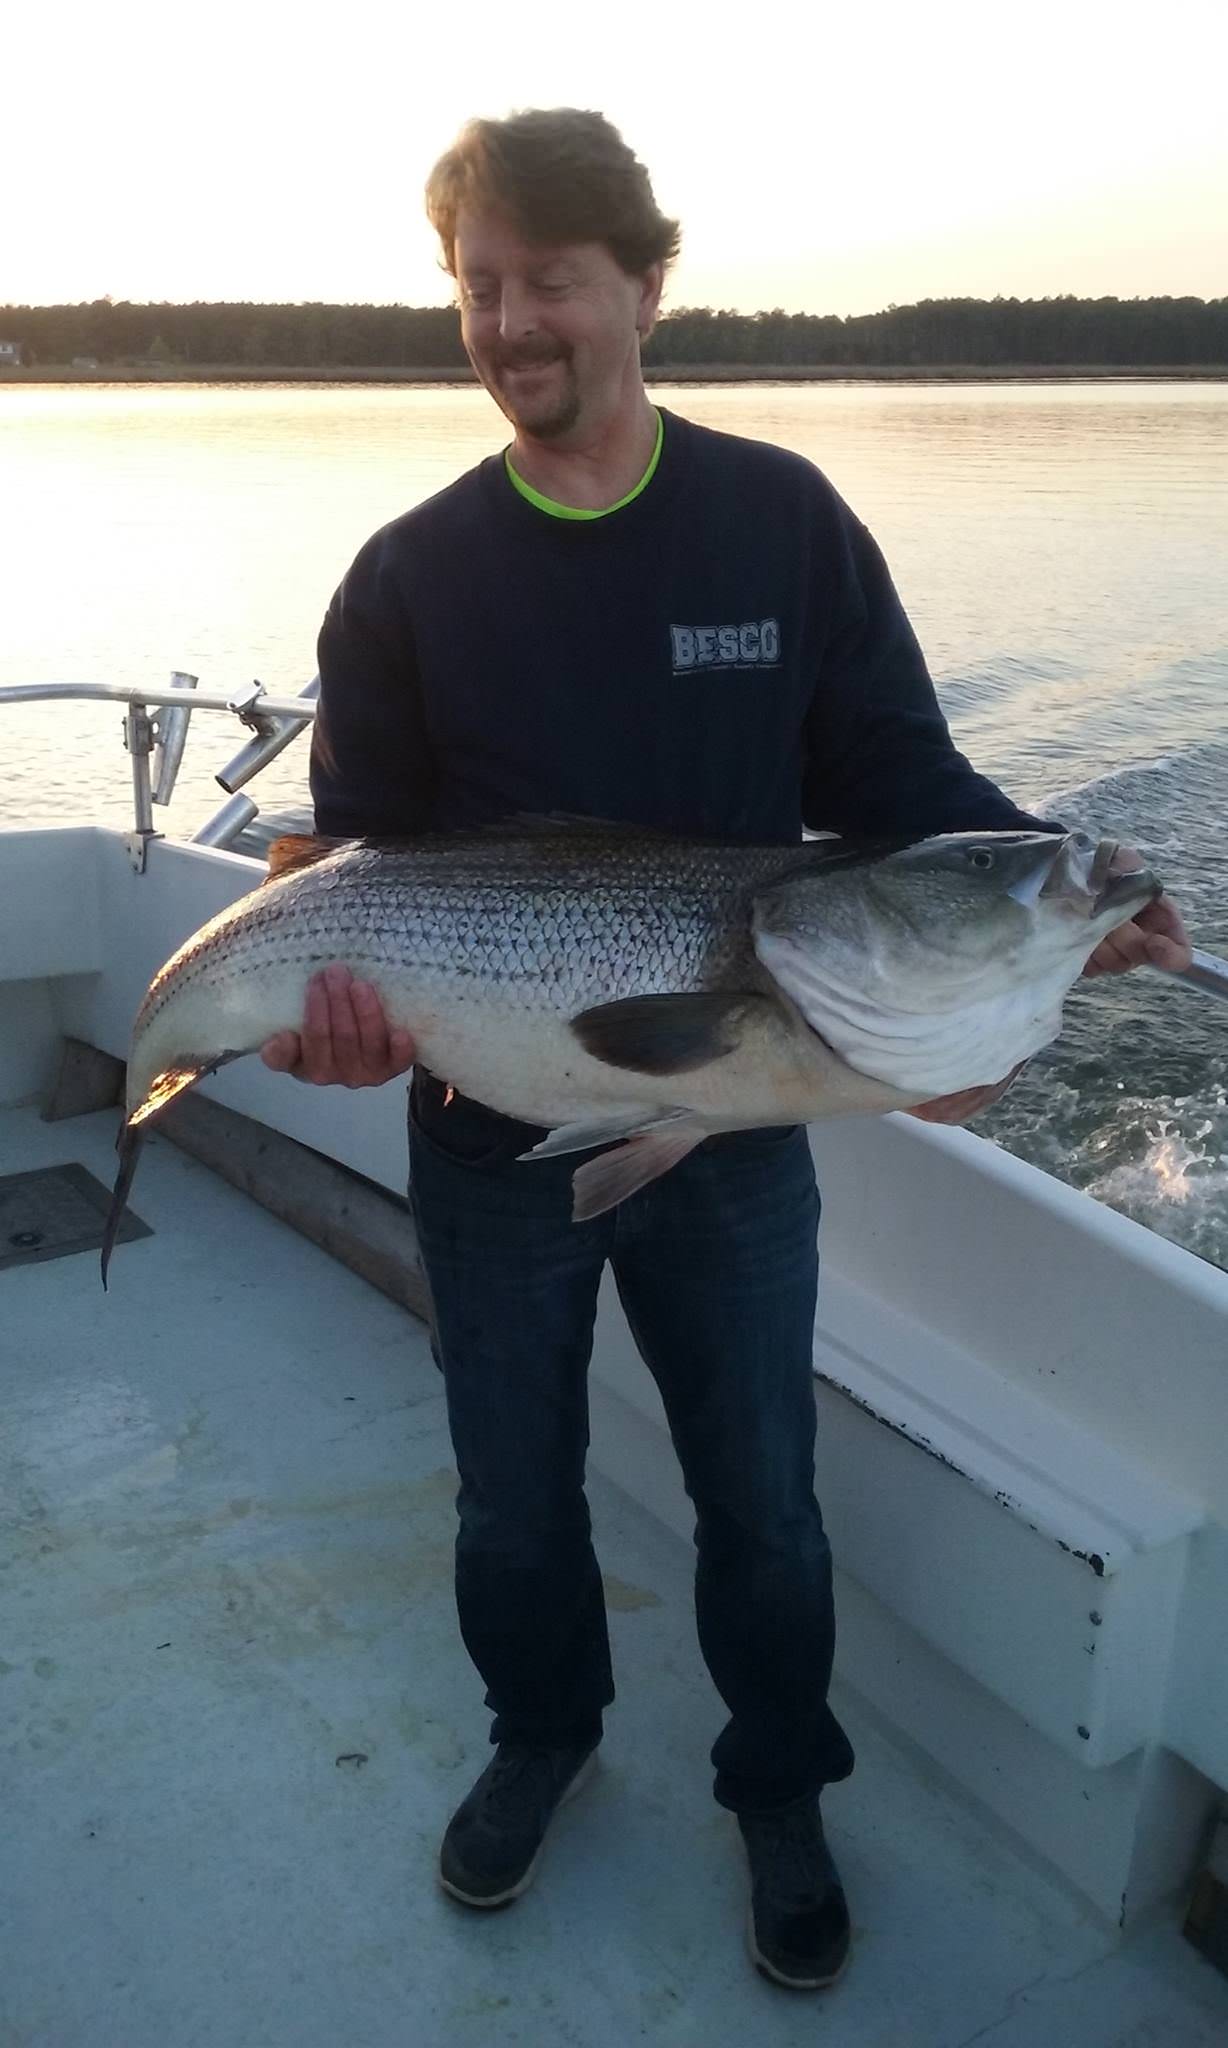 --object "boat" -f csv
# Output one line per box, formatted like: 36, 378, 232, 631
3, 675, 1227, 2045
